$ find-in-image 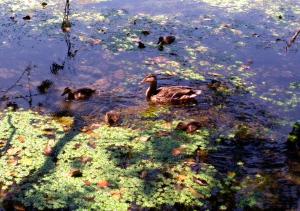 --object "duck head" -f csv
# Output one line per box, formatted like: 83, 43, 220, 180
141, 74, 158, 100
157, 37, 164, 45
141, 74, 157, 84
61, 87, 72, 96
